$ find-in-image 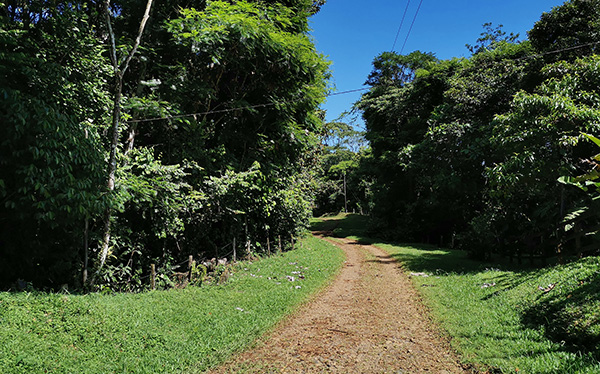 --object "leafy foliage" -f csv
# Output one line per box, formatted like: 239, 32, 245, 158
559, 133, 600, 197
358, 0, 600, 259
0, 0, 329, 290
0, 4, 111, 286
465, 22, 520, 55
528, 0, 600, 62
483, 57, 600, 254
